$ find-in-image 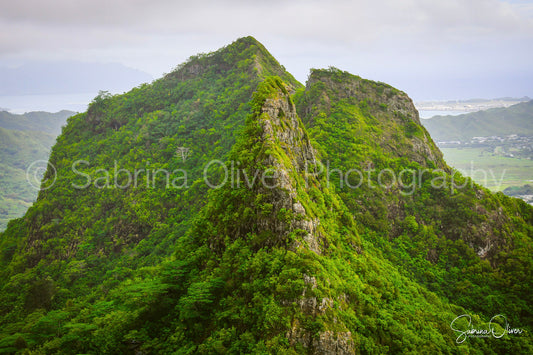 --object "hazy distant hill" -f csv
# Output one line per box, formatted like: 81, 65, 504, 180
0, 110, 74, 230
0, 61, 152, 96
421, 100, 533, 142
0, 110, 74, 135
